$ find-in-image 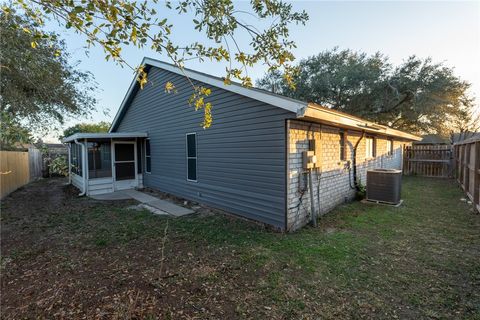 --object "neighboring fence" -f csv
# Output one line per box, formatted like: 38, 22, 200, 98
454, 138, 480, 212
0, 151, 30, 199
403, 144, 453, 178
28, 147, 43, 180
